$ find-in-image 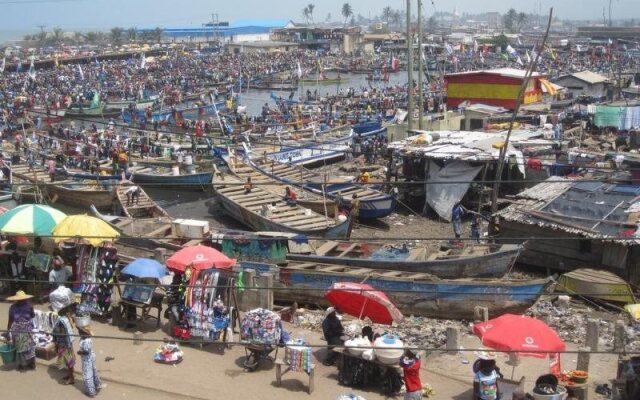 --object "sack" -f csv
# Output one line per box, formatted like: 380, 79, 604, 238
50, 286, 74, 312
